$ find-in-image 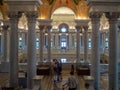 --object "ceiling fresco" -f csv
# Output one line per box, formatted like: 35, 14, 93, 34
0, 0, 89, 19
38, 0, 89, 19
